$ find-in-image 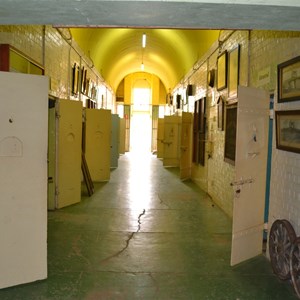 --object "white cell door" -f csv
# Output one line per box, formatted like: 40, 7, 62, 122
0, 72, 48, 289
157, 118, 164, 159
111, 114, 120, 168
48, 105, 56, 210
86, 109, 112, 181
163, 115, 181, 167
180, 112, 193, 180
57, 99, 82, 209
119, 117, 126, 155
231, 86, 269, 266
